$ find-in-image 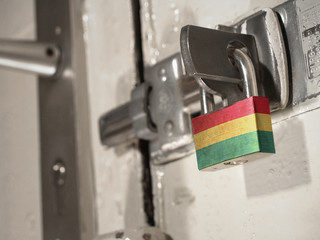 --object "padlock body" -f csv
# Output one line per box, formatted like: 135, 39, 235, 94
192, 96, 275, 170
